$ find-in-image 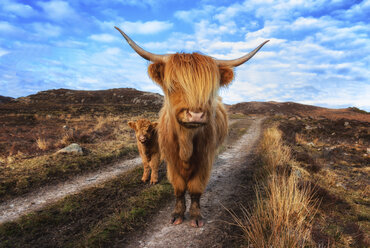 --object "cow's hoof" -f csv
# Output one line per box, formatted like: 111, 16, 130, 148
150, 180, 158, 185
141, 178, 149, 183
171, 216, 184, 225
190, 218, 204, 228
